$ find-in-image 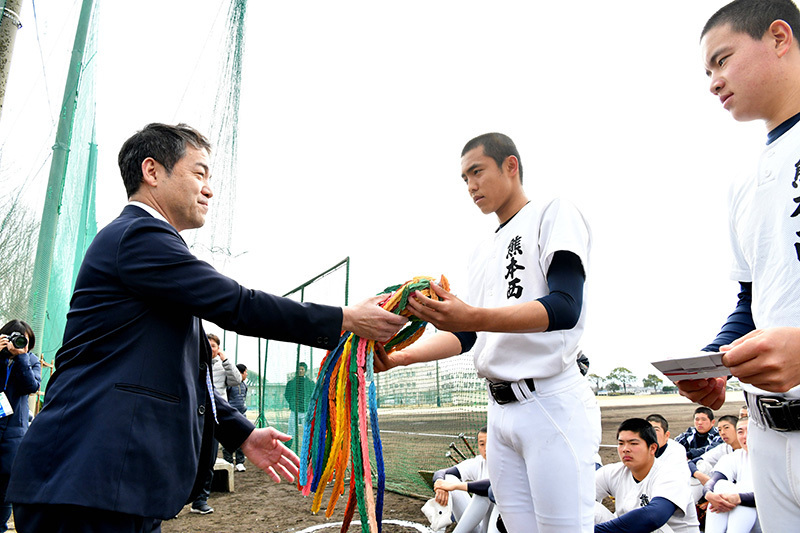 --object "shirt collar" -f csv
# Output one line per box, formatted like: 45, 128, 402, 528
128, 201, 168, 224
